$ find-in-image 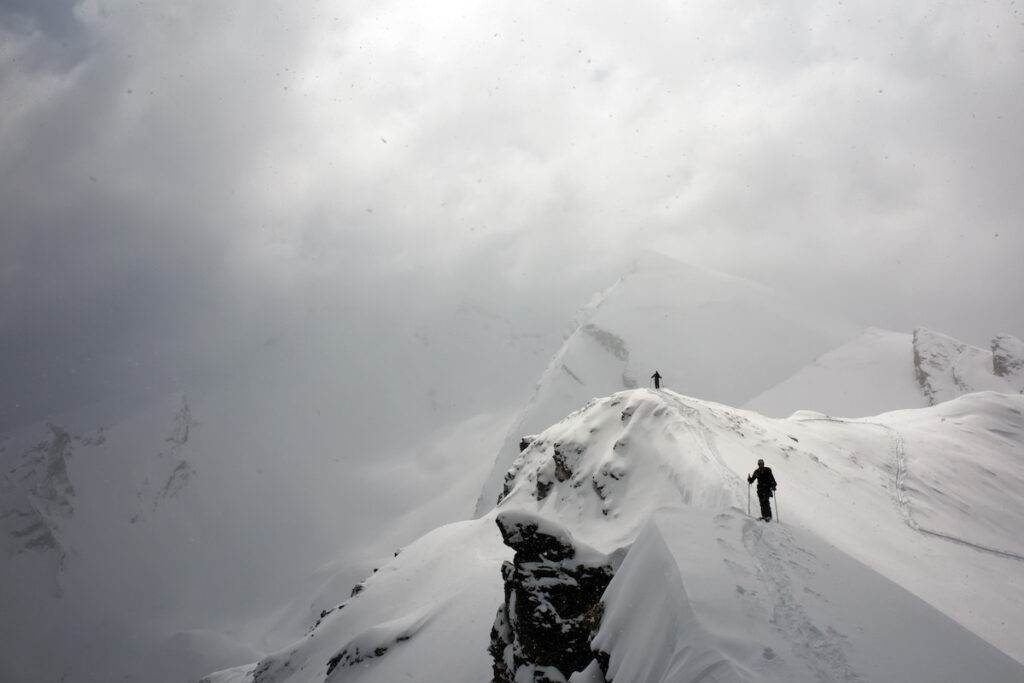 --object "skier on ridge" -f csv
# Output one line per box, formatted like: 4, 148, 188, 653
748, 459, 777, 521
